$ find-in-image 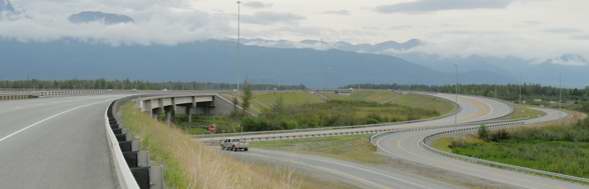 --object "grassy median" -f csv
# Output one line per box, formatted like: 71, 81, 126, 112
251, 135, 387, 164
